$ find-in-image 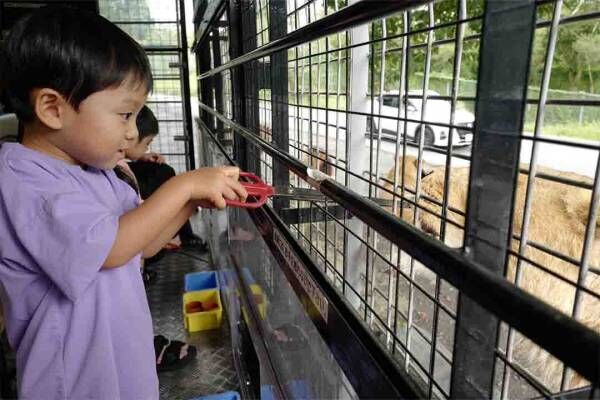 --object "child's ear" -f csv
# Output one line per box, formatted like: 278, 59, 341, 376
31, 88, 69, 130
